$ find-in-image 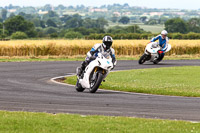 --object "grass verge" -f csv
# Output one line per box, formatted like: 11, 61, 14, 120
0, 55, 200, 62
0, 57, 84, 62
0, 111, 199, 133
65, 66, 200, 97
